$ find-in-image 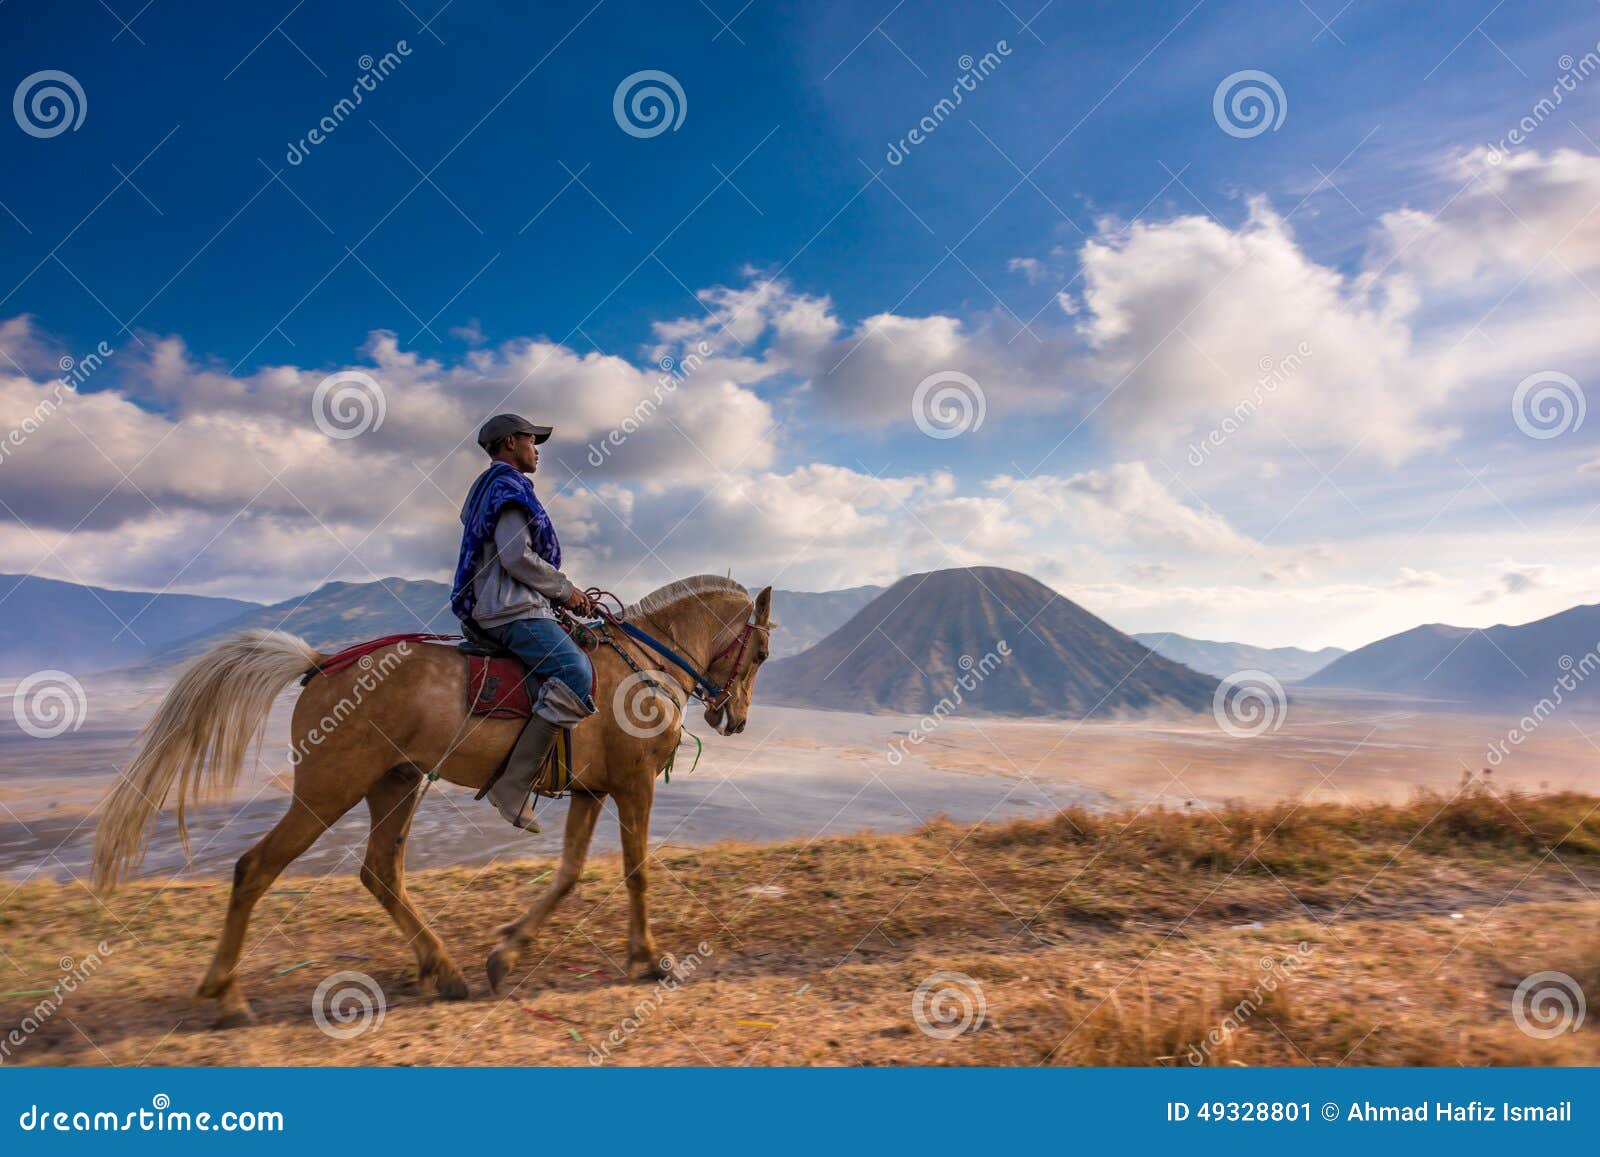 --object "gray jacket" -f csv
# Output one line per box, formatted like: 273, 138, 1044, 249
467, 504, 575, 628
